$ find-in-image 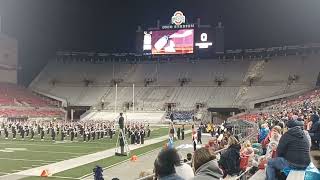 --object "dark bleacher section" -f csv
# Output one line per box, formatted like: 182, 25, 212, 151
166, 111, 194, 122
